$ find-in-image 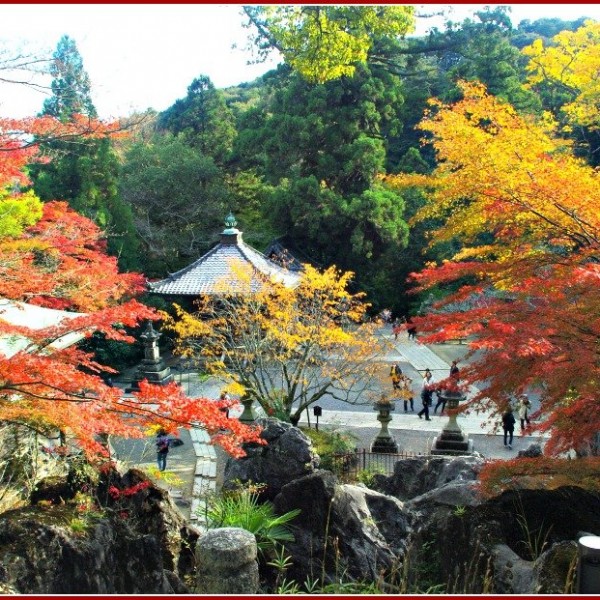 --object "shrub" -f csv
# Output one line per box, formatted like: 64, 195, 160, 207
479, 456, 600, 498
203, 484, 300, 554
301, 427, 357, 471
